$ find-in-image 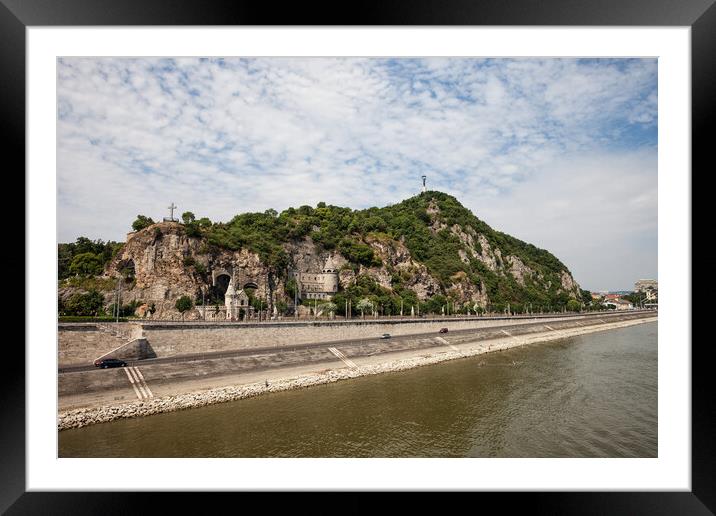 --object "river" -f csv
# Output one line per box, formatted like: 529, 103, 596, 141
58, 321, 657, 457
